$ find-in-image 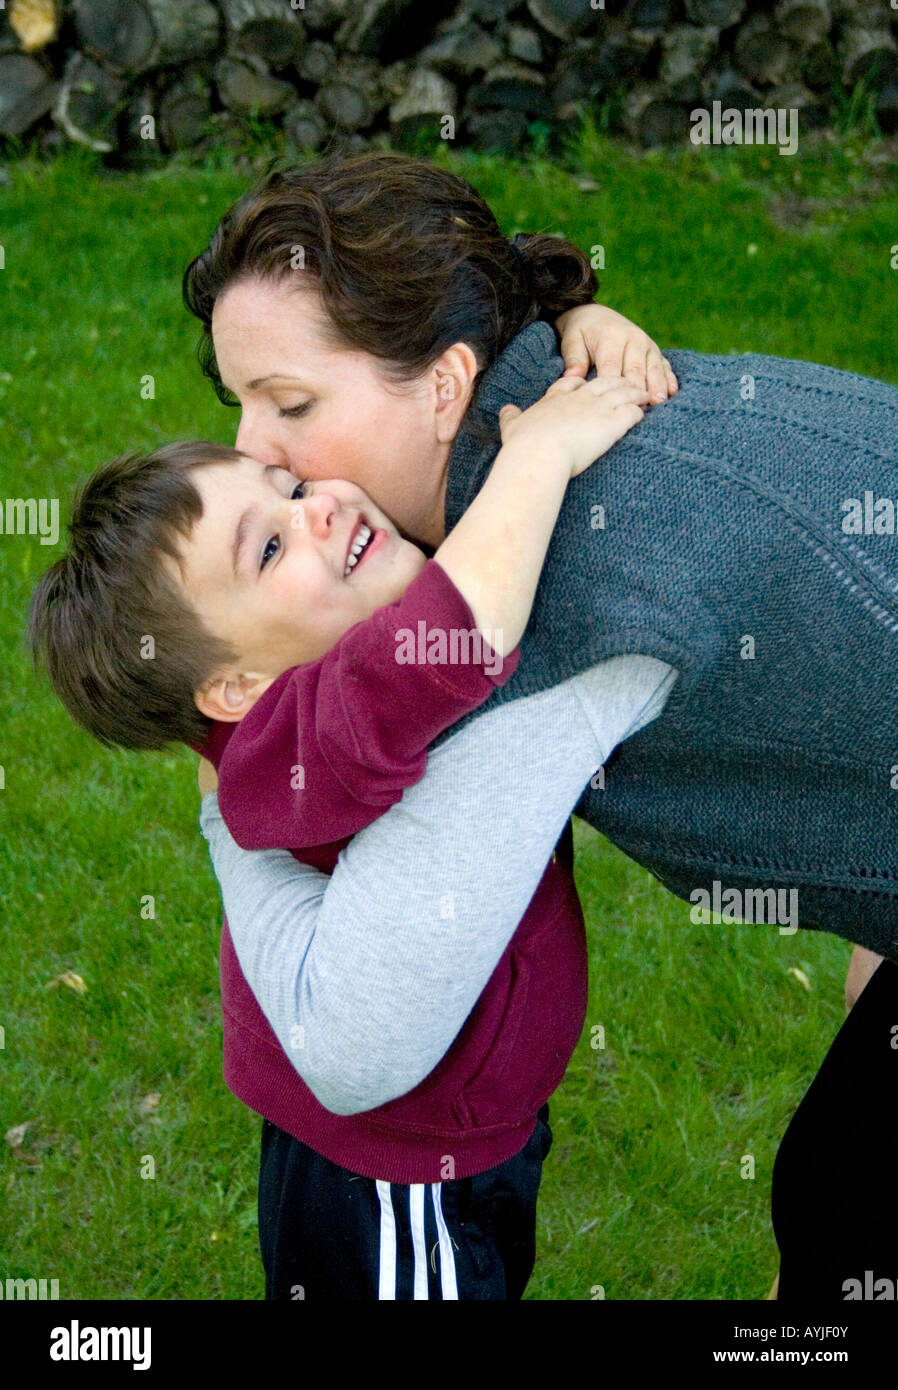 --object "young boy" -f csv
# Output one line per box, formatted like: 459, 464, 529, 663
27, 373, 649, 1299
